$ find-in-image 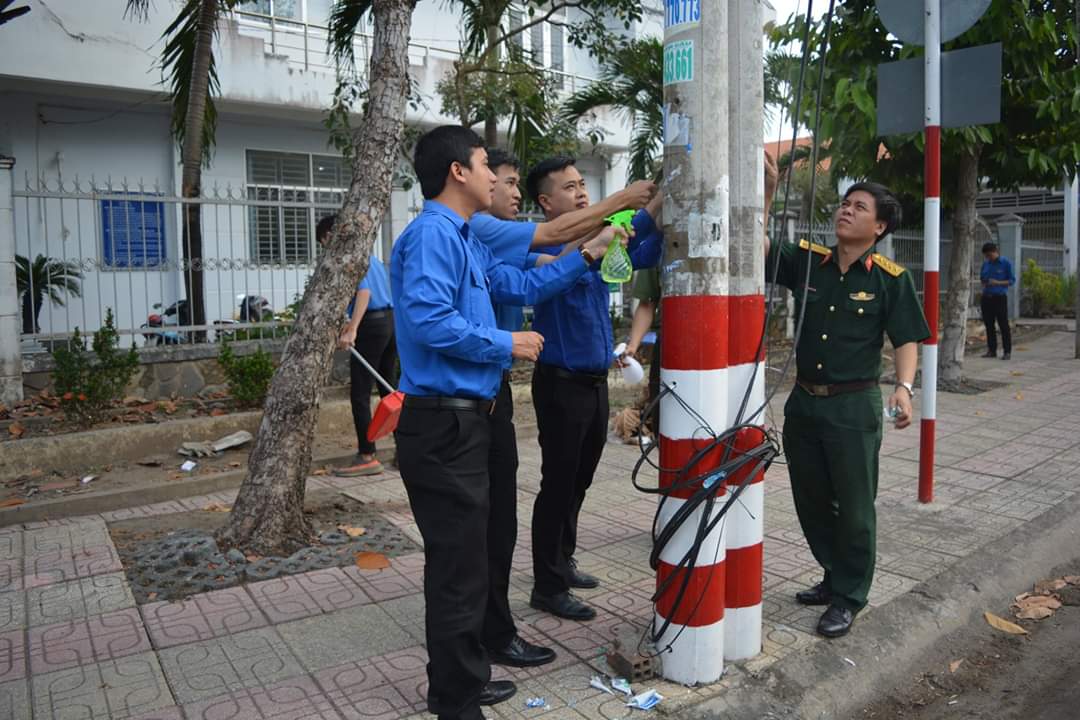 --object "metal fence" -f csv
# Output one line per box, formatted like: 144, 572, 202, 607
12, 176, 356, 351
